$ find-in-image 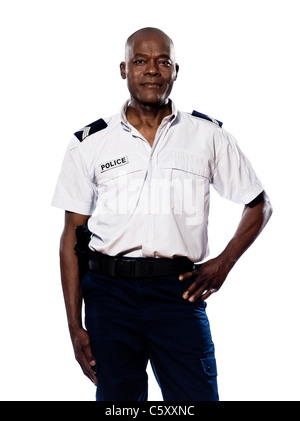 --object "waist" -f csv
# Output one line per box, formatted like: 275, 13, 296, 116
88, 251, 194, 279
